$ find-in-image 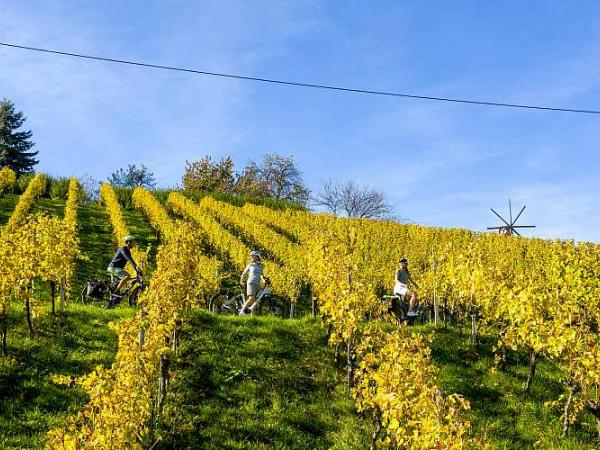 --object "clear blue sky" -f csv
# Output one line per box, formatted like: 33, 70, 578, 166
2, 1, 600, 241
